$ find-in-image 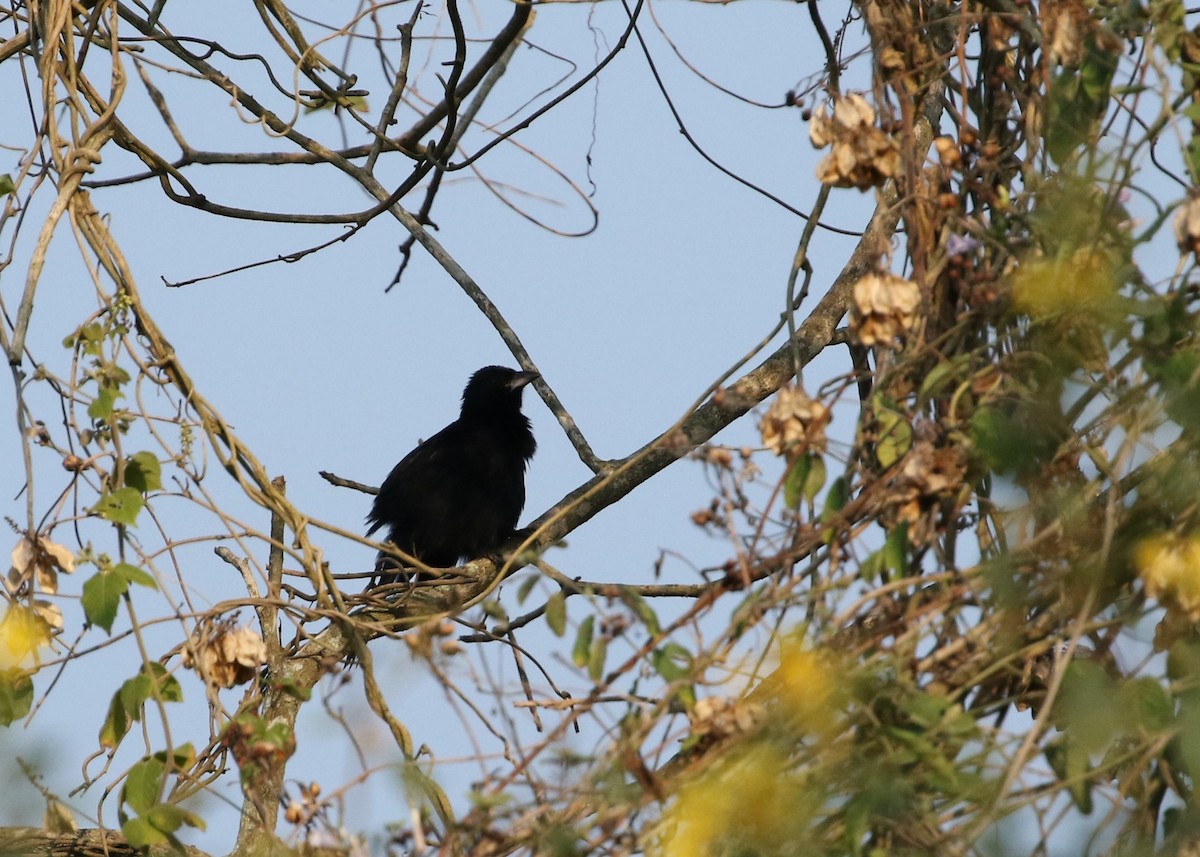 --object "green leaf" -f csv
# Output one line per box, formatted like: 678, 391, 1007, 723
87, 386, 121, 420
146, 803, 204, 834
79, 322, 104, 346
672, 683, 697, 711
618, 586, 660, 636
144, 662, 184, 703
1187, 137, 1200, 185
0, 668, 34, 726
1045, 738, 1094, 814
860, 549, 886, 581
786, 453, 827, 508
92, 487, 144, 526
482, 599, 508, 622
155, 743, 197, 770
124, 452, 162, 493
100, 690, 132, 748
1167, 639, 1200, 683
572, 616, 594, 669
821, 476, 849, 543
883, 523, 910, 578
146, 804, 185, 834
119, 673, 151, 716
1150, 0, 1185, 59
1044, 40, 1116, 166
1154, 350, 1200, 431
545, 591, 567, 637
114, 562, 157, 589
103, 665, 184, 747
652, 644, 693, 682
275, 676, 312, 701
917, 356, 967, 402
1118, 677, 1173, 733
516, 573, 539, 605
1058, 661, 1119, 751
783, 455, 811, 510
124, 756, 165, 815
122, 816, 169, 848
804, 454, 827, 501
875, 409, 913, 468
82, 570, 128, 633
821, 476, 848, 521
587, 636, 607, 682
0, 174, 13, 196
970, 407, 1012, 471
